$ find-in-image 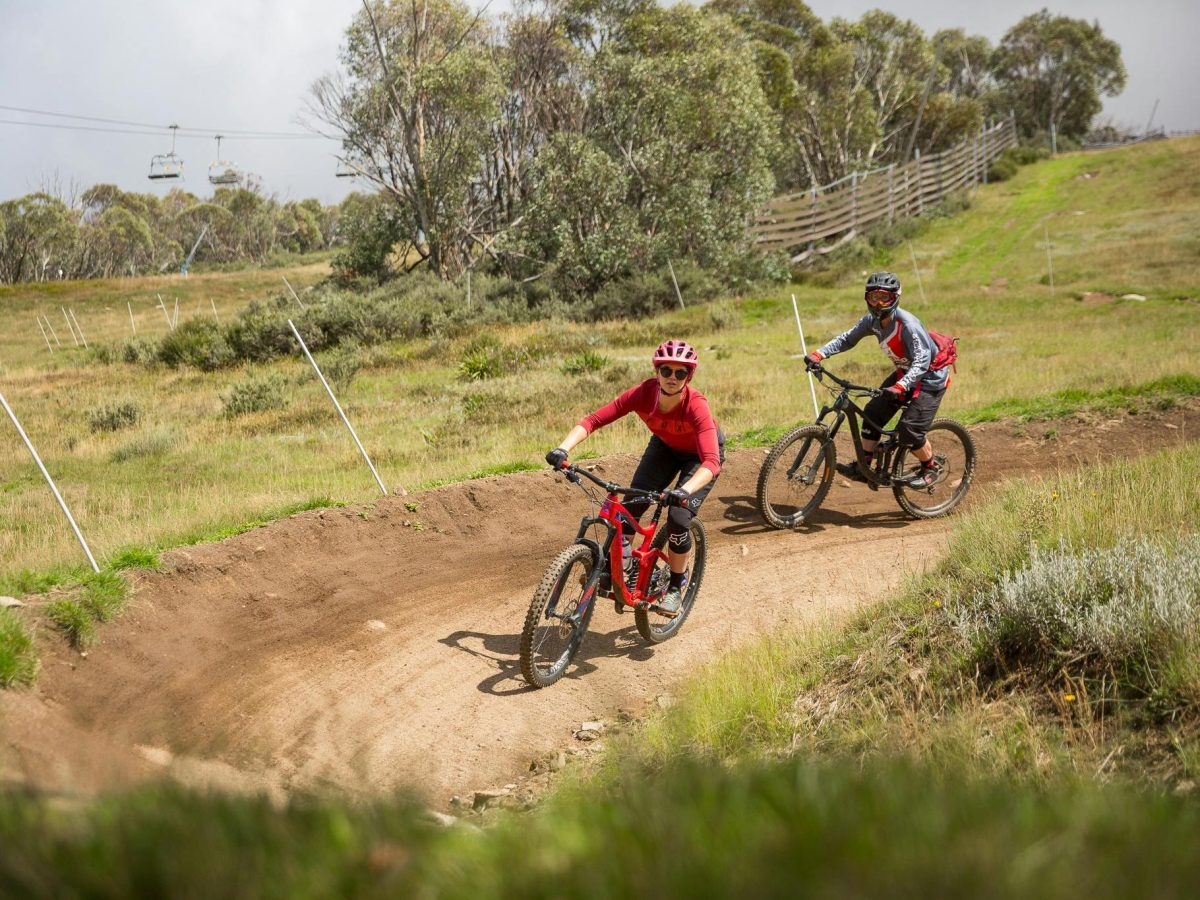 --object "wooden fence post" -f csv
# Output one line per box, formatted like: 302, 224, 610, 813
982, 123, 989, 185
807, 187, 817, 255
851, 171, 859, 231
914, 149, 923, 216
887, 164, 895, 226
